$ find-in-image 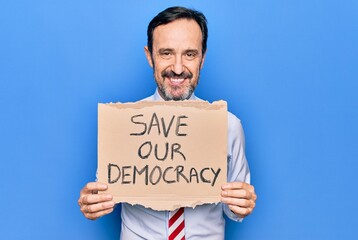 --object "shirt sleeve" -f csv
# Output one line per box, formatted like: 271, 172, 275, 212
223, 112, 251, 222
